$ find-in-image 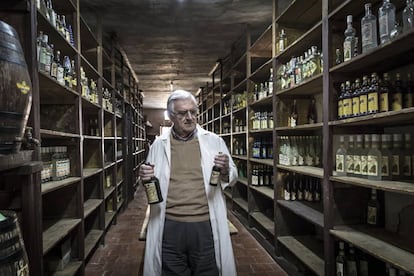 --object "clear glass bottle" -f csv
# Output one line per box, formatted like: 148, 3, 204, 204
289, 99, 298, 127
392, 133, 403, 180
346, 135, 355, 176
378, 0, 396, 44
361, 134, 371, 178
361, 3, 378, 53
346, 244, 358, 276
336, 241, 347, 276
343, 15, 357, 62
368, 134, 382, 180
402, 133, 413, 181
336, 135, 347, 176
354, 135, 364, 176
381, 134, 392, 180
268, 68, 273, 96
278, 29, 287, 53
403, 0, 414, 33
